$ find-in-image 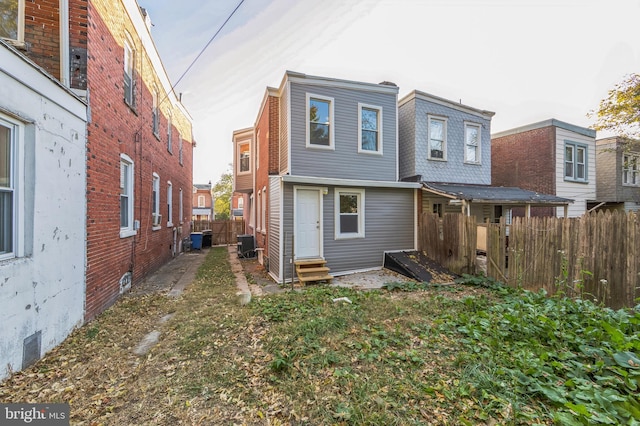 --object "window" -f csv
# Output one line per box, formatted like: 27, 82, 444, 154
261, 186, 266, 234
239, 142, 250, 173
358, 103, 382, 154
0, 0, 24, 42
198, 195, 205, 208
179, 188, 183, 224
306, 93, 334, 148
428, 115, 447, 160
0, 117, 20, 259
167, 114, 172, 153
120, 154, 135, 237
238, 197, 244, 209
167, 181, 173, 226
152, 173, 160, 228
564, 141, 587, 182
335, 188, 365, 239
432, 203, 443, 218
464, 122, 481, 164
623, 155, 638, 186
123, 35, 135, 107
152, 87, 159, 136
178, 135, 183, 165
